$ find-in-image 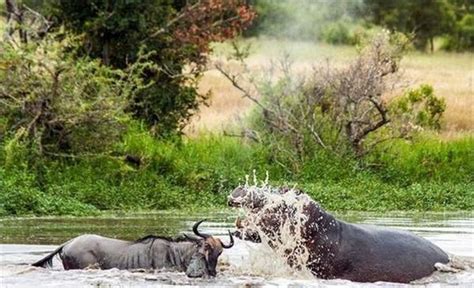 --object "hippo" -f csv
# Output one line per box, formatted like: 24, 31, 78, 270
228, 186, 450, 283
